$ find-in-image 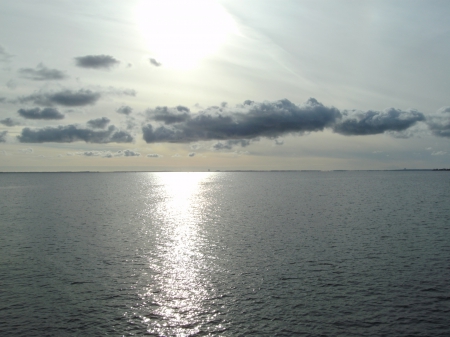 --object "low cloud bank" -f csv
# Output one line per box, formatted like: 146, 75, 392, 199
10, 98, 437, 147
143, 98, 340, 143
141, 98, 429, 146
69, 149, 140, 158
18, 125, 133, 143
